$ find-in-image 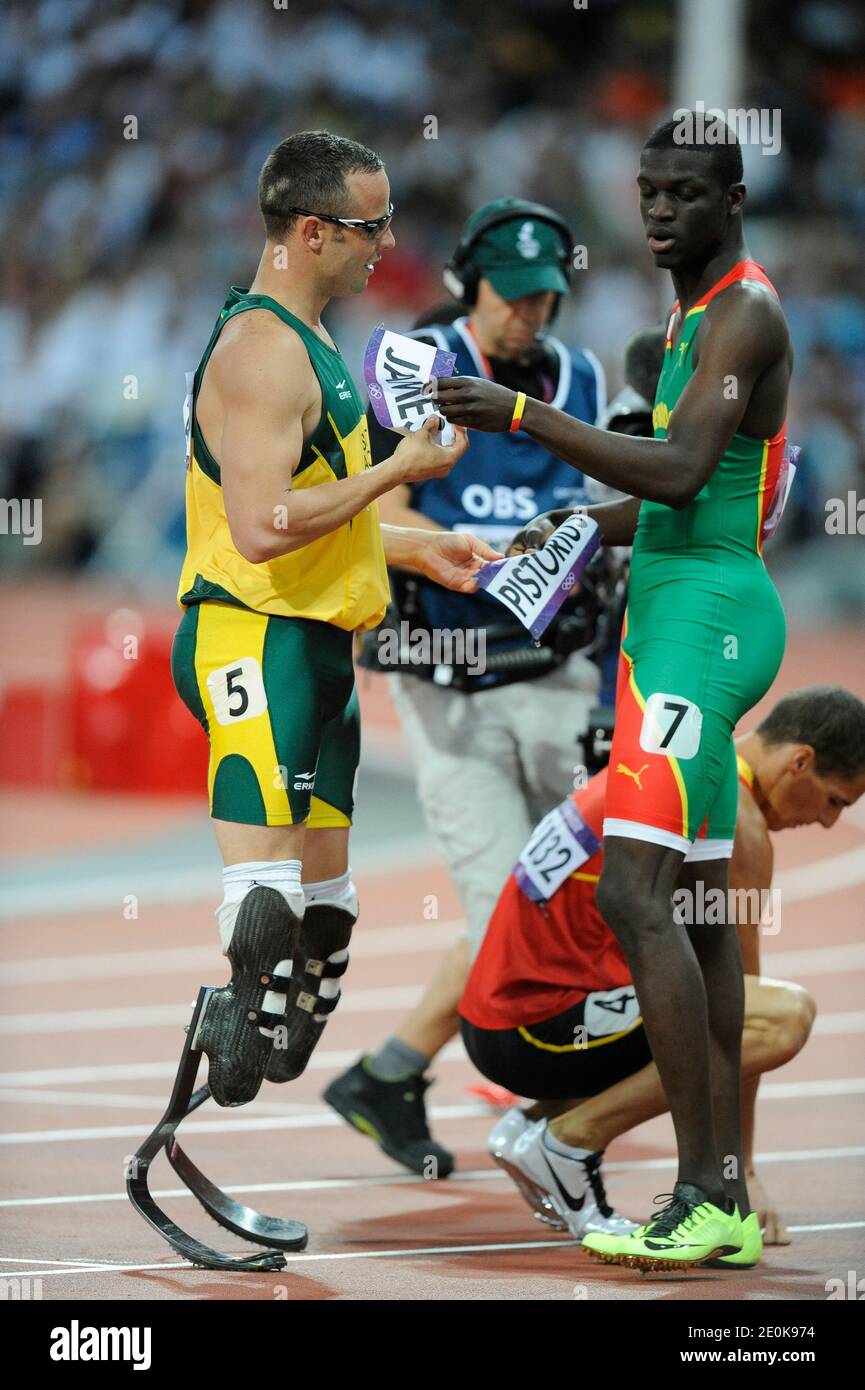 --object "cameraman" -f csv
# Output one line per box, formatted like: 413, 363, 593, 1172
325, 199, 619, 1173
